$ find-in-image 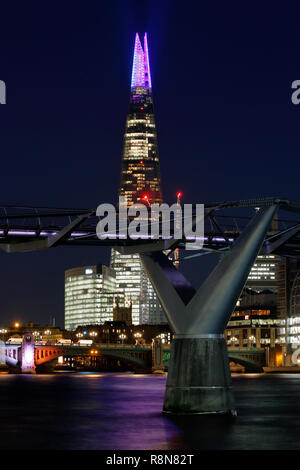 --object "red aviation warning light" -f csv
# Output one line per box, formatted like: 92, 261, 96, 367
142, 193, 150, 206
